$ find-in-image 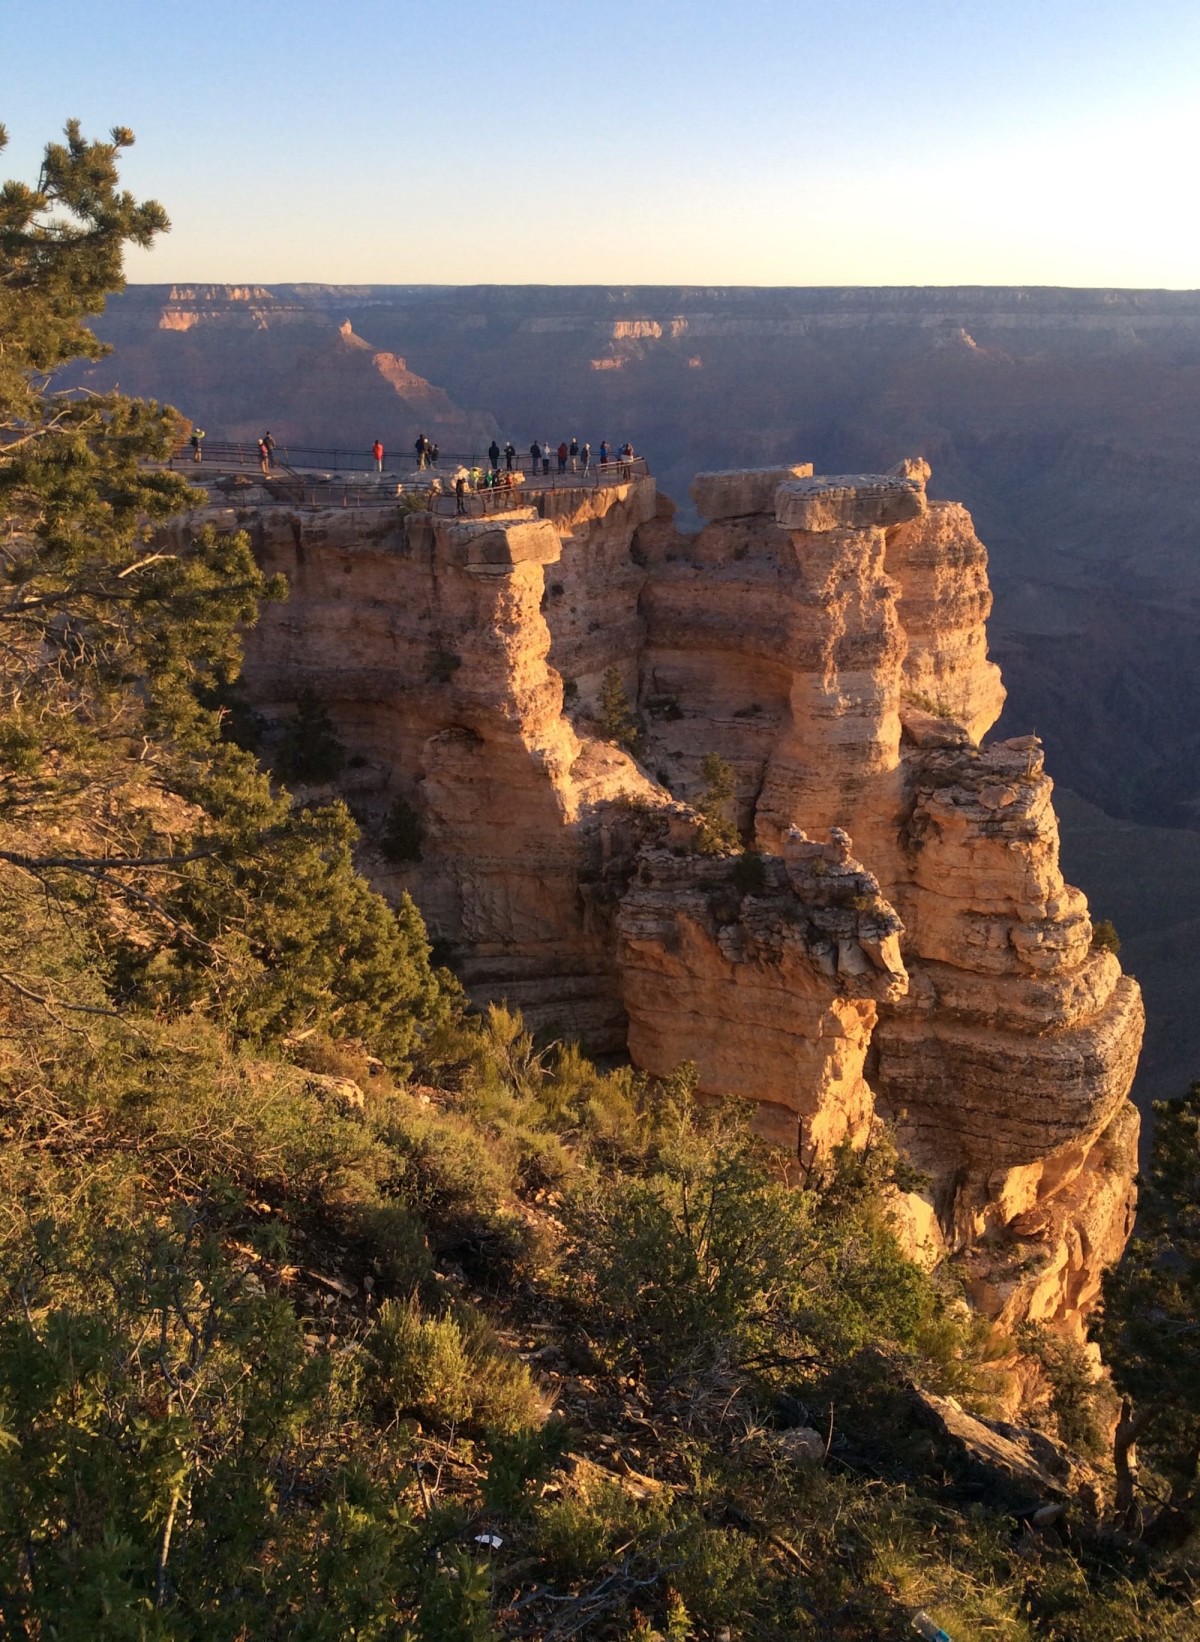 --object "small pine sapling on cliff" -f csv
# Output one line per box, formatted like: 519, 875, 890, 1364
598, 665, 642, 753
695, 752, 739, 854
1091, 917, 1121, 955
